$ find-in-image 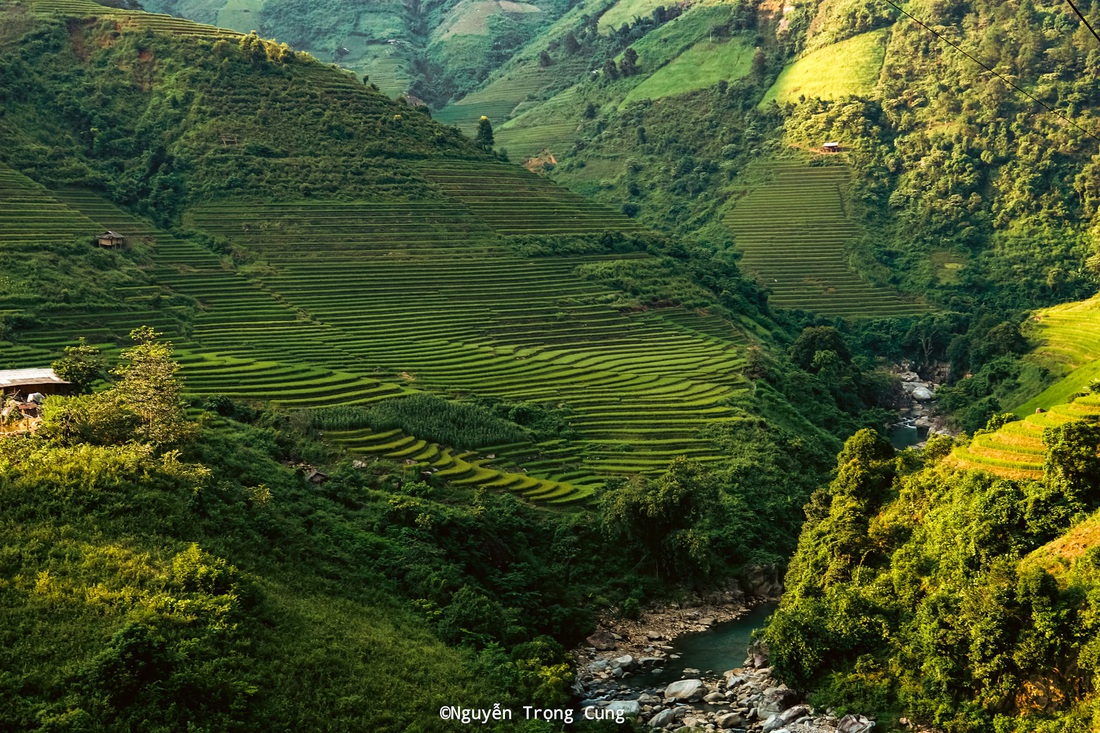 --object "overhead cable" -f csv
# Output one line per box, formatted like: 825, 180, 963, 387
878, 0, 1100, 147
